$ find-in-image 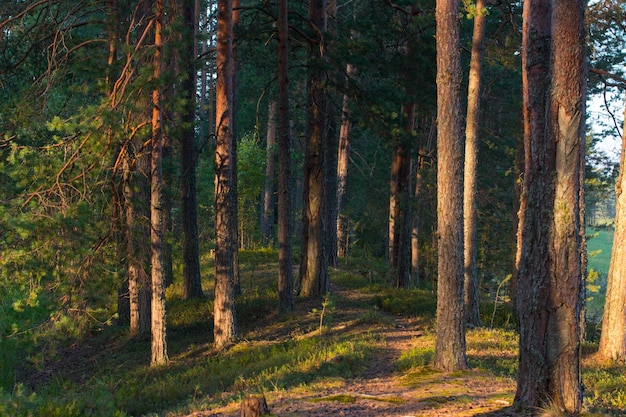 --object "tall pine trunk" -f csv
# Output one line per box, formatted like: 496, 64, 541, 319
277, 0, 294, 312
599, 104, 626, 362
389, 103, 413, 289
181, 0, 203, 299
336, 64, 355, 260
150, 0, 168, 365
299, 0, 329, 298
214, 0, 237, 349
124, 133, 152, 338
515, 0, 585, 410
434, 0, 468, 372
463, 0, 486, 327
262, 100, 277, 243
